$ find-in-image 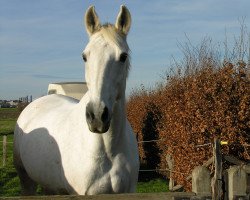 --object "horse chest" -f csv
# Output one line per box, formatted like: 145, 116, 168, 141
69, 153, 131, 194
93, 155, 129, 193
